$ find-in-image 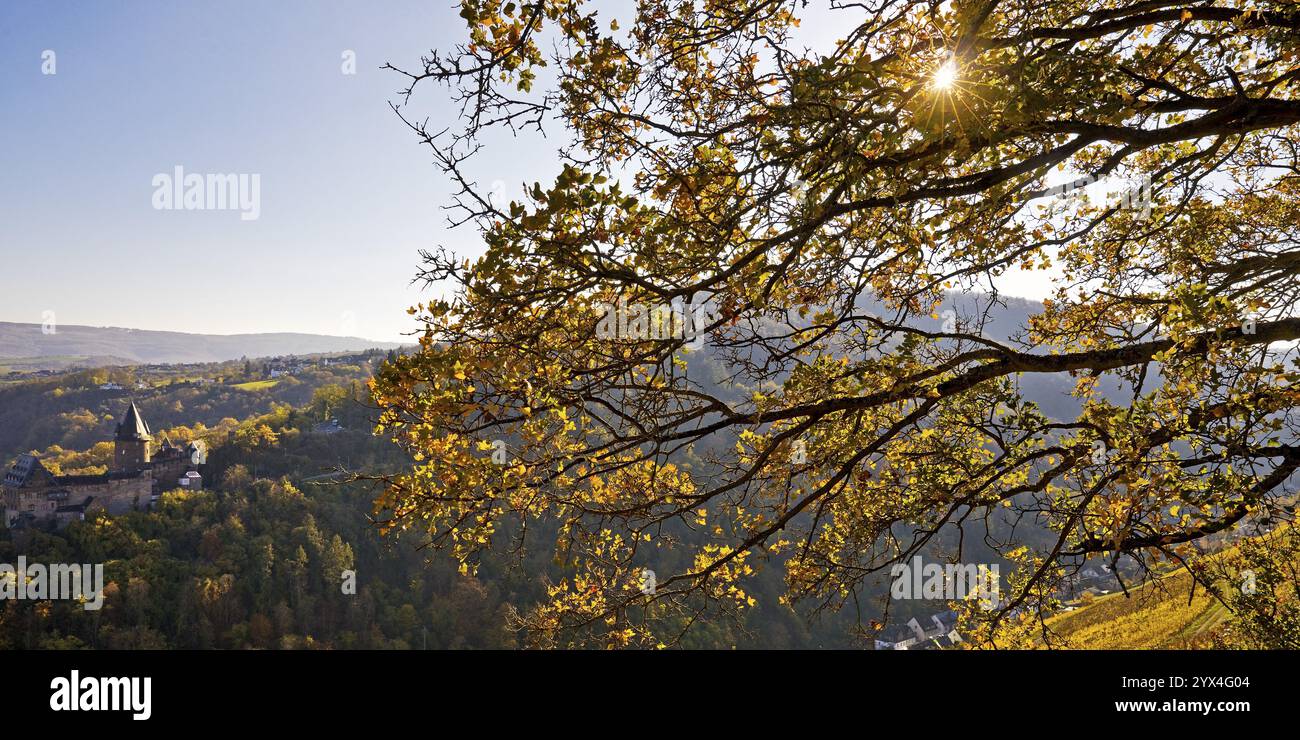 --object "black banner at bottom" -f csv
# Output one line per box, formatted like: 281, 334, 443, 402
2, 649, 1286, 727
